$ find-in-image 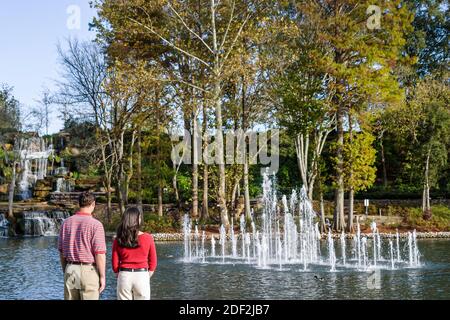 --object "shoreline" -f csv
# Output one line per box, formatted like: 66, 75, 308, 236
106, 231, 450, 241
